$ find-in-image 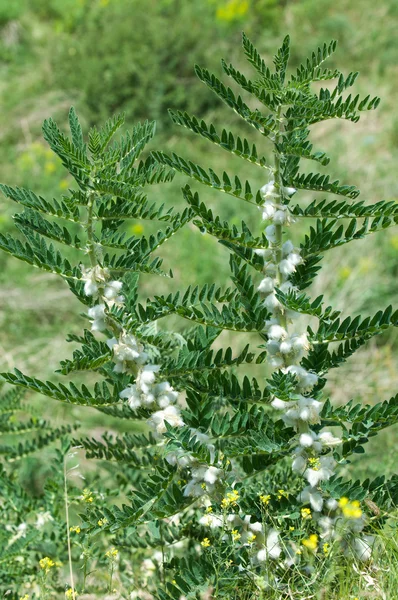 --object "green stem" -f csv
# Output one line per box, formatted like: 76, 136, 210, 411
64, 455, 76, 600
273, 104, 287, 330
